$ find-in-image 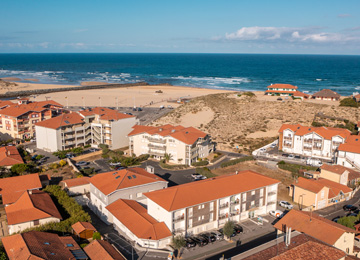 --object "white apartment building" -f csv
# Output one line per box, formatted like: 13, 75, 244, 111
88, 167, 168, 224
128, 124, 215, 165
144, 170, 279, 237
35, 107, 138, 152
279, 124, 352, 161
336, 135, 360, 171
